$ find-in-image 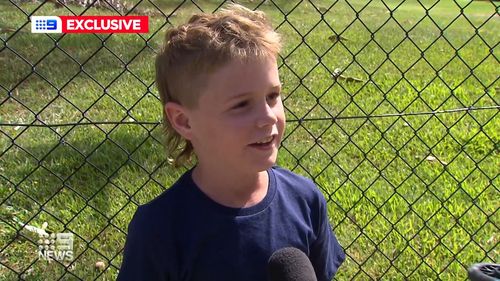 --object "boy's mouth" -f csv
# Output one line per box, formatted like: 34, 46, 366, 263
249, 135, 275, 148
